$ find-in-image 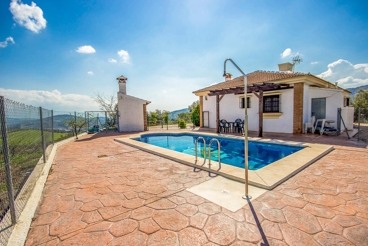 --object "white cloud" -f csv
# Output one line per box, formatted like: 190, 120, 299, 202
280, 48, 299, 59
311, 61, 319, 65
87, 71, 93, 75
76, 45, 96, 54
317, 59, 368, 88
0, 88, 99, 111
117, 50, 130, 63
0, 37, 15, 48
9, 0, 46, 33
163, 90, 167, 93
108, 58, 117, 63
